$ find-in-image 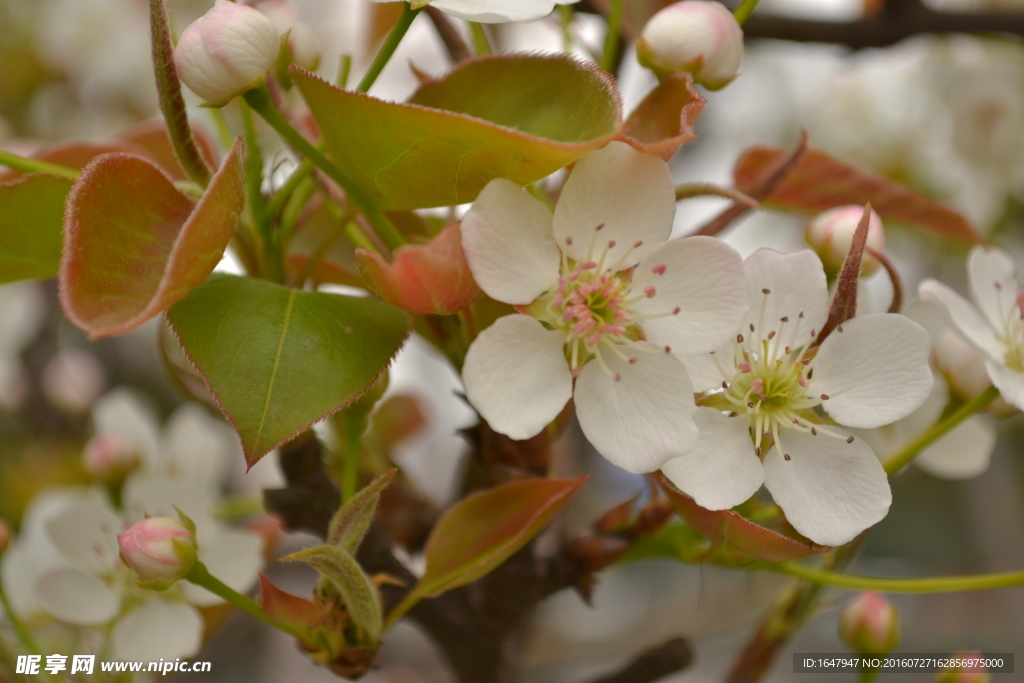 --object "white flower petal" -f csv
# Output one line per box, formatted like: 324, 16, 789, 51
35, 568, 120, 625
851, 369, 949, 460
814, 314, 933, 429
660, 408, 763, 510
92, 389, 161, 468
575, 344, 699, 473
182, 529, 263, 607
462, 315, 573, 440
915, 415, 995, 480
429, 0, 558, 22
743, 249, 829, 346
111, 600, 203, 661
678, 345, 730, 393
633, 236, 747, 354
919, 279, 1004, 360
461, 178, 560, 305
764, 428, 891, 546
44, 498, 122, 574
967, 246, 1019, 334
122, 473, 217, 528
553, 142, 674, 268
985, 361, 1024, 411
160, 404, 230, 485
1, 545, 49, 617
